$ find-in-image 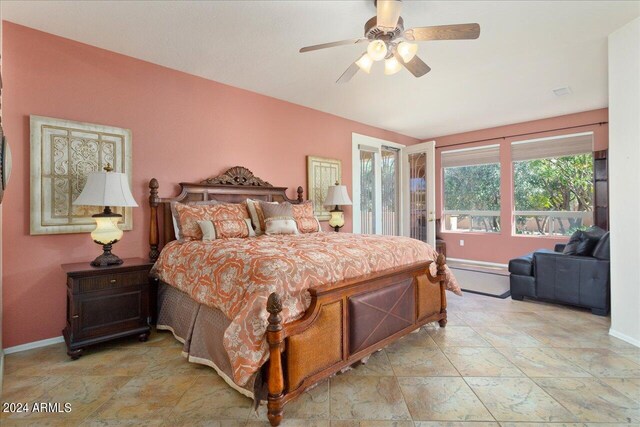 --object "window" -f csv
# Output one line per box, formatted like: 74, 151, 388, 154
512, 133, 594, 236
359, 148, 376, 234
380, 147, 400, 236
359, 145, 401, 235
442, 145, 501, 232
353, 133, 404, 235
